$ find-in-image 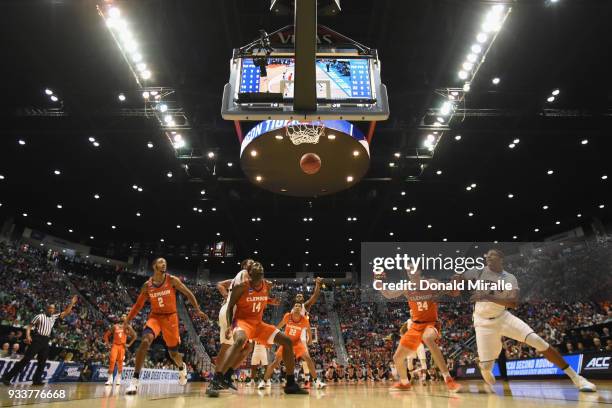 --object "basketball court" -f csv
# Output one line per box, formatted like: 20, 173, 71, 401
2, 381, 611, 408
